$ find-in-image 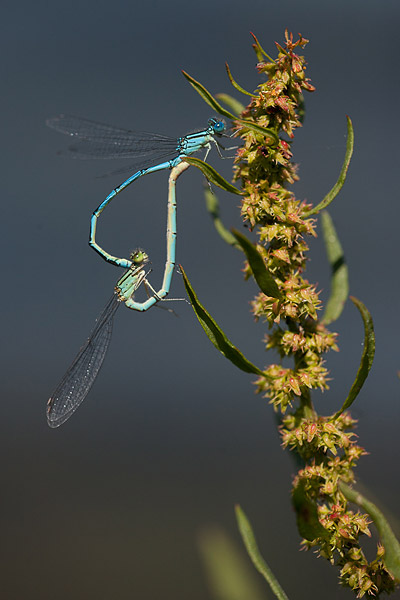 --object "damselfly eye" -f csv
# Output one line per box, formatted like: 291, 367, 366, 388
130, 249, 148, 265
209, 119, 226, 134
